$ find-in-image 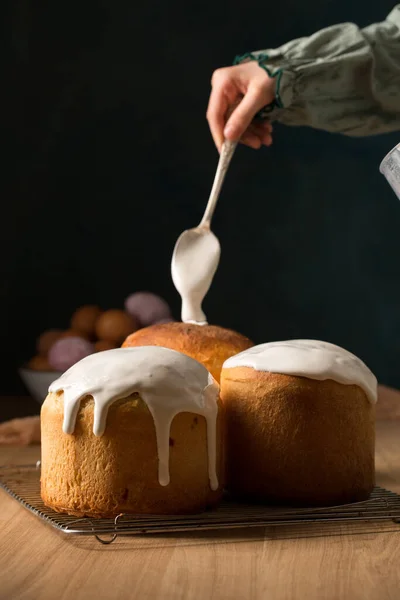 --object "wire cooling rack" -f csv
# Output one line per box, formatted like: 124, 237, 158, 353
1, 463, 400, 545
